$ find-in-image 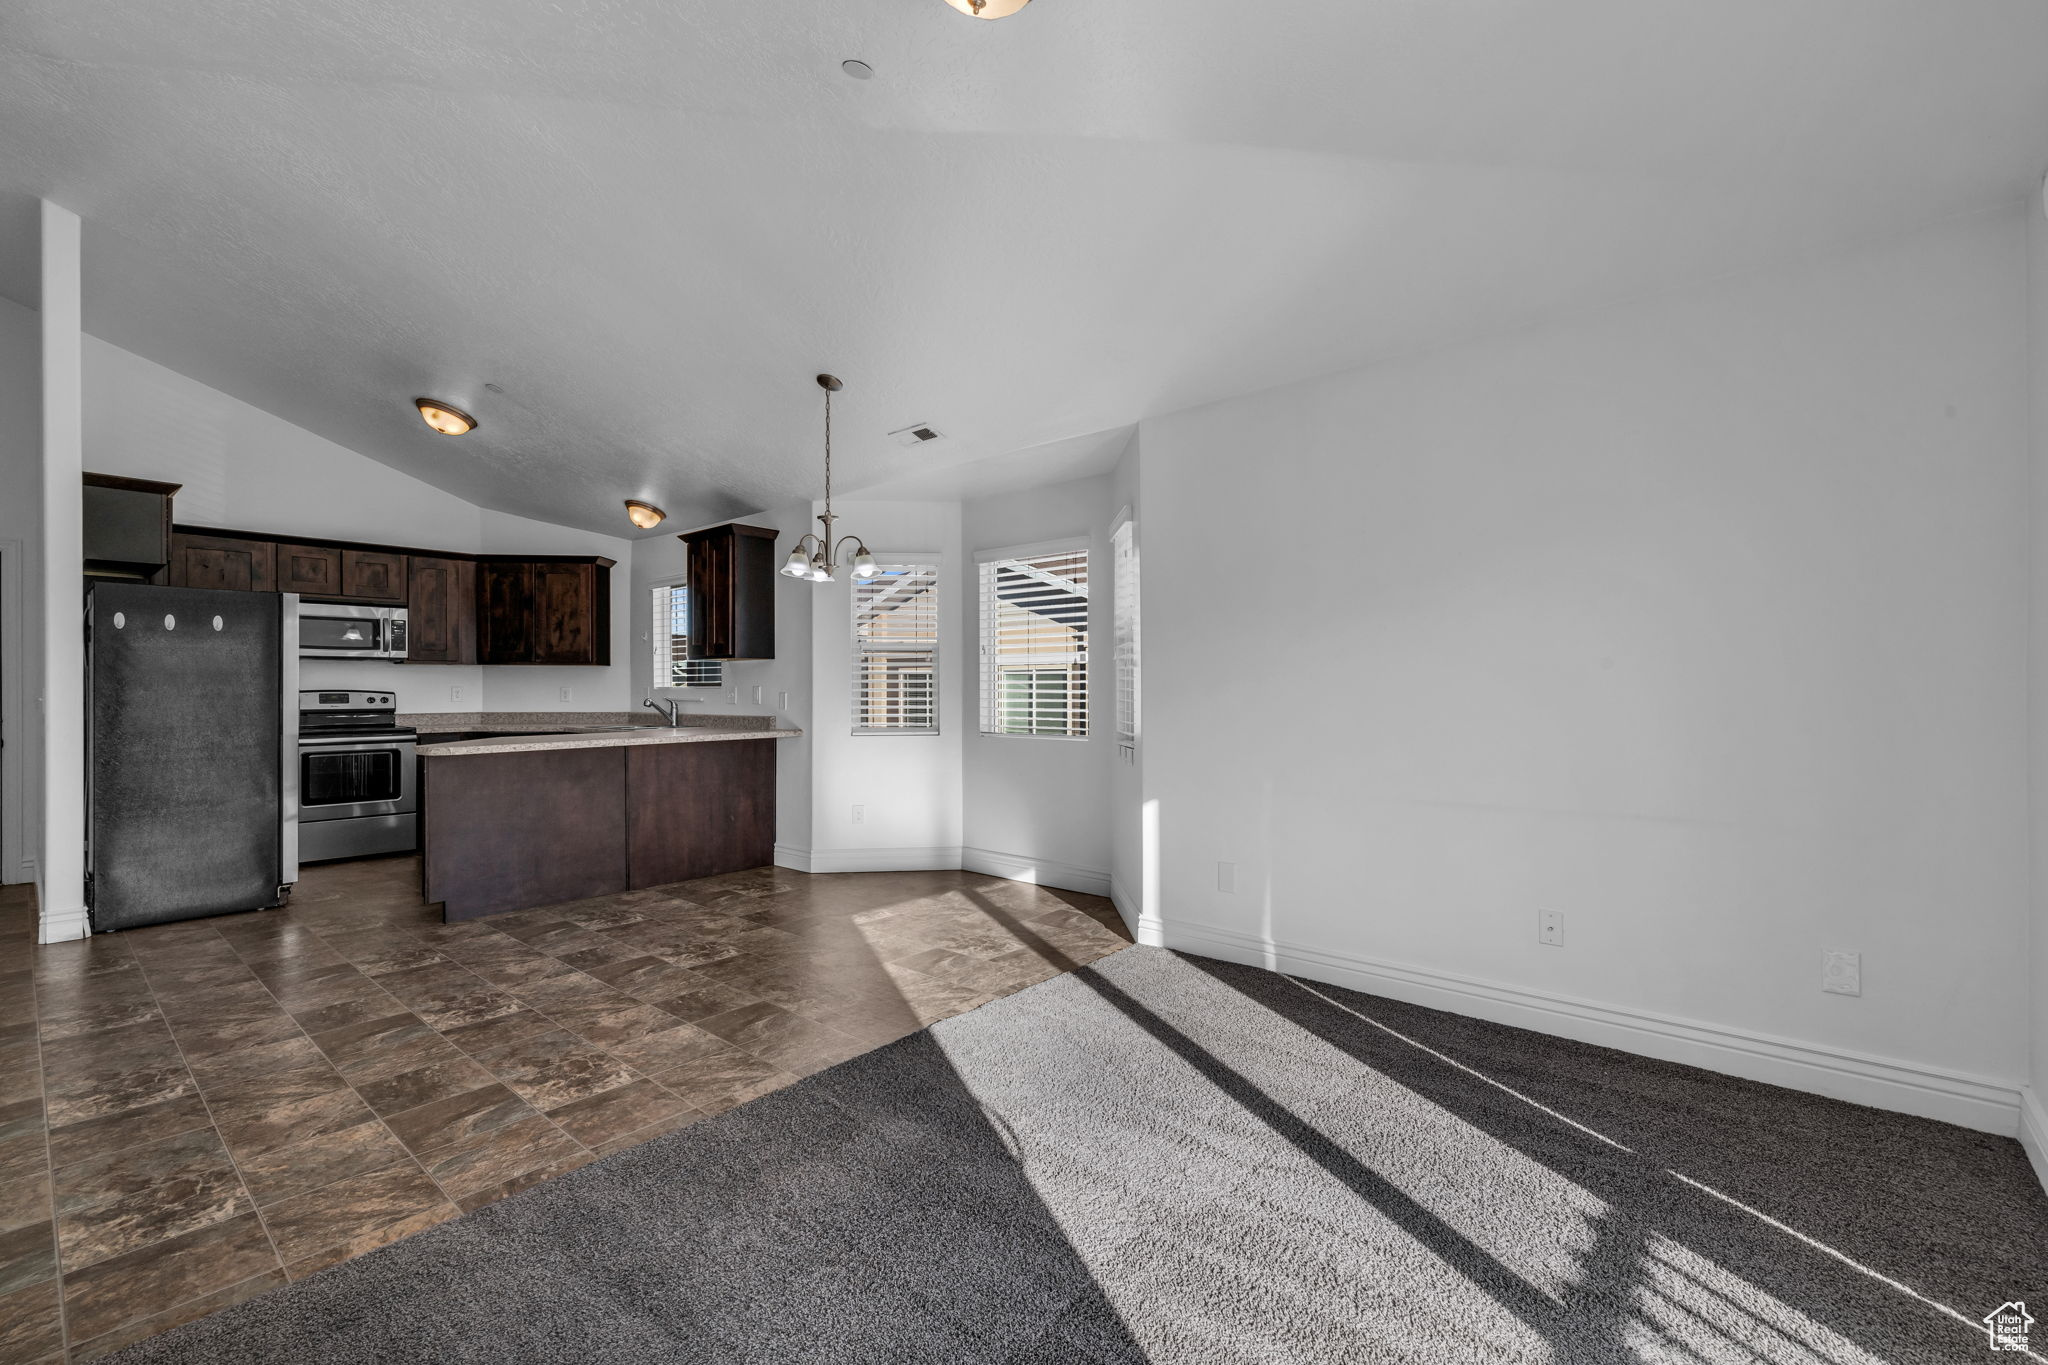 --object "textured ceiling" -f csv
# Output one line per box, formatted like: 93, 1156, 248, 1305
3, 1, 2047, 535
